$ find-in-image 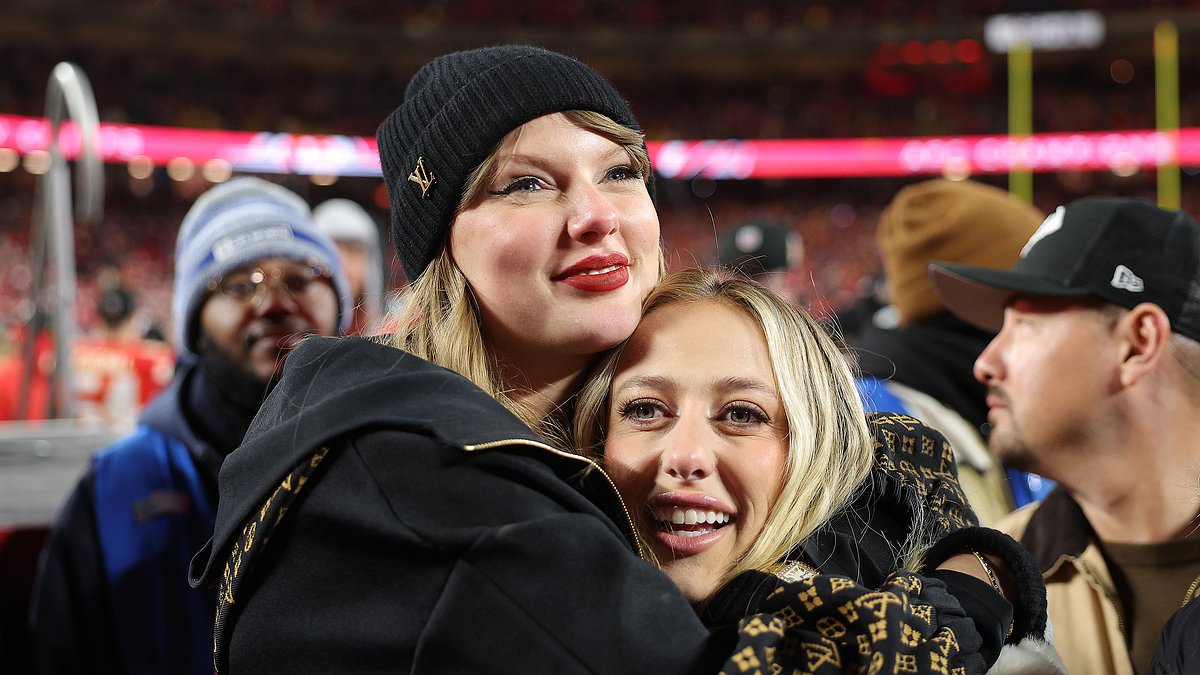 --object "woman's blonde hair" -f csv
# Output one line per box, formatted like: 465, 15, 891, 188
387, 110, 657, 441
573, 268, 874, 584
